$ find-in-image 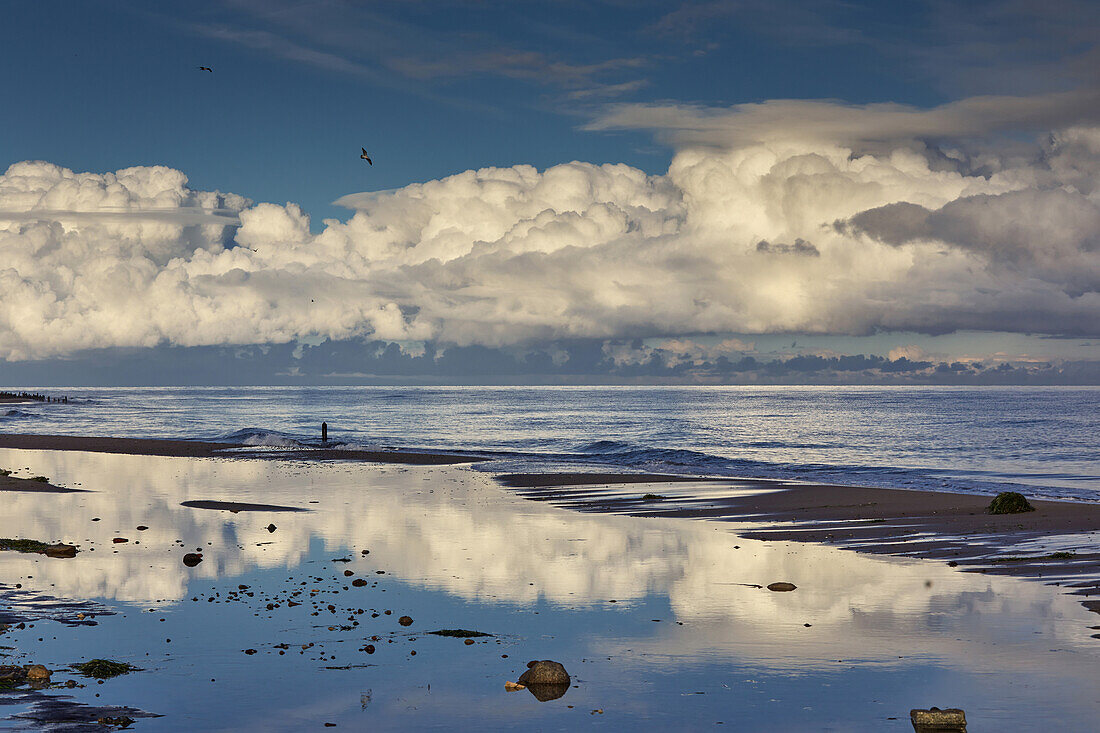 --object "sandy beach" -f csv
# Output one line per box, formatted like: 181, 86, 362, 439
0, 433, 487, 464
